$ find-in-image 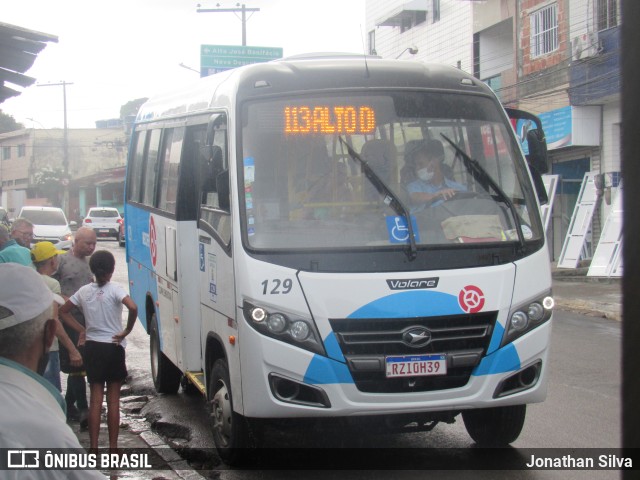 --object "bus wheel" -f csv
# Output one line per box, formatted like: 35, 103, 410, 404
462, 405, 526, 446
208, 359, 250, 465
149, 313, 181, 394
